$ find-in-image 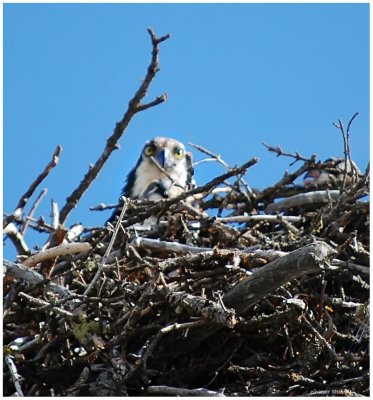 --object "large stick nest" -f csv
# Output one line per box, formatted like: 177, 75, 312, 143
3, 29, 369, 397
4, 152, 369, 396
